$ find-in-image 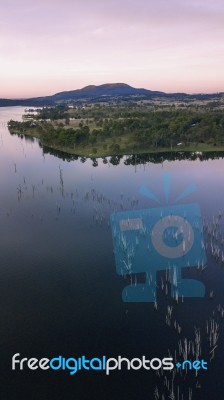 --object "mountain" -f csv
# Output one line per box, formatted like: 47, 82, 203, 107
0, 83, 224, 107
48, 83, 165, 101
